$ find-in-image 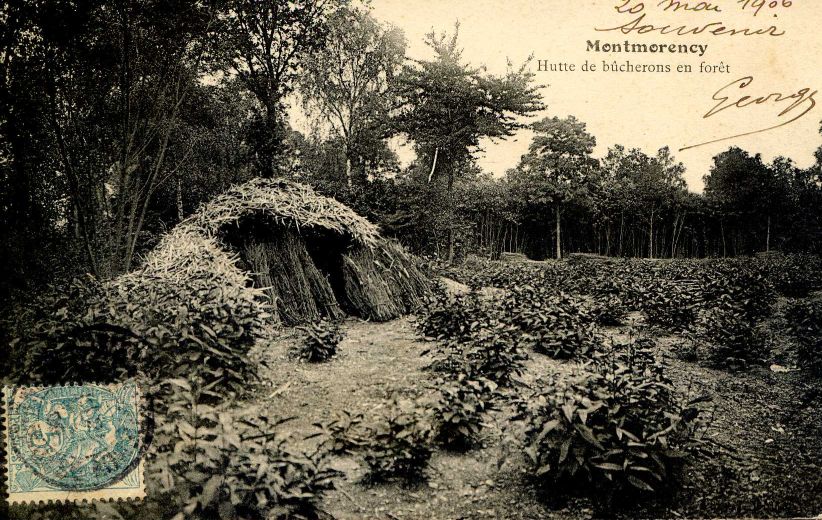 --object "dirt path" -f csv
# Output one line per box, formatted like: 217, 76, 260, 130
251, 318, 591, 520
249, 314, 822, 520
